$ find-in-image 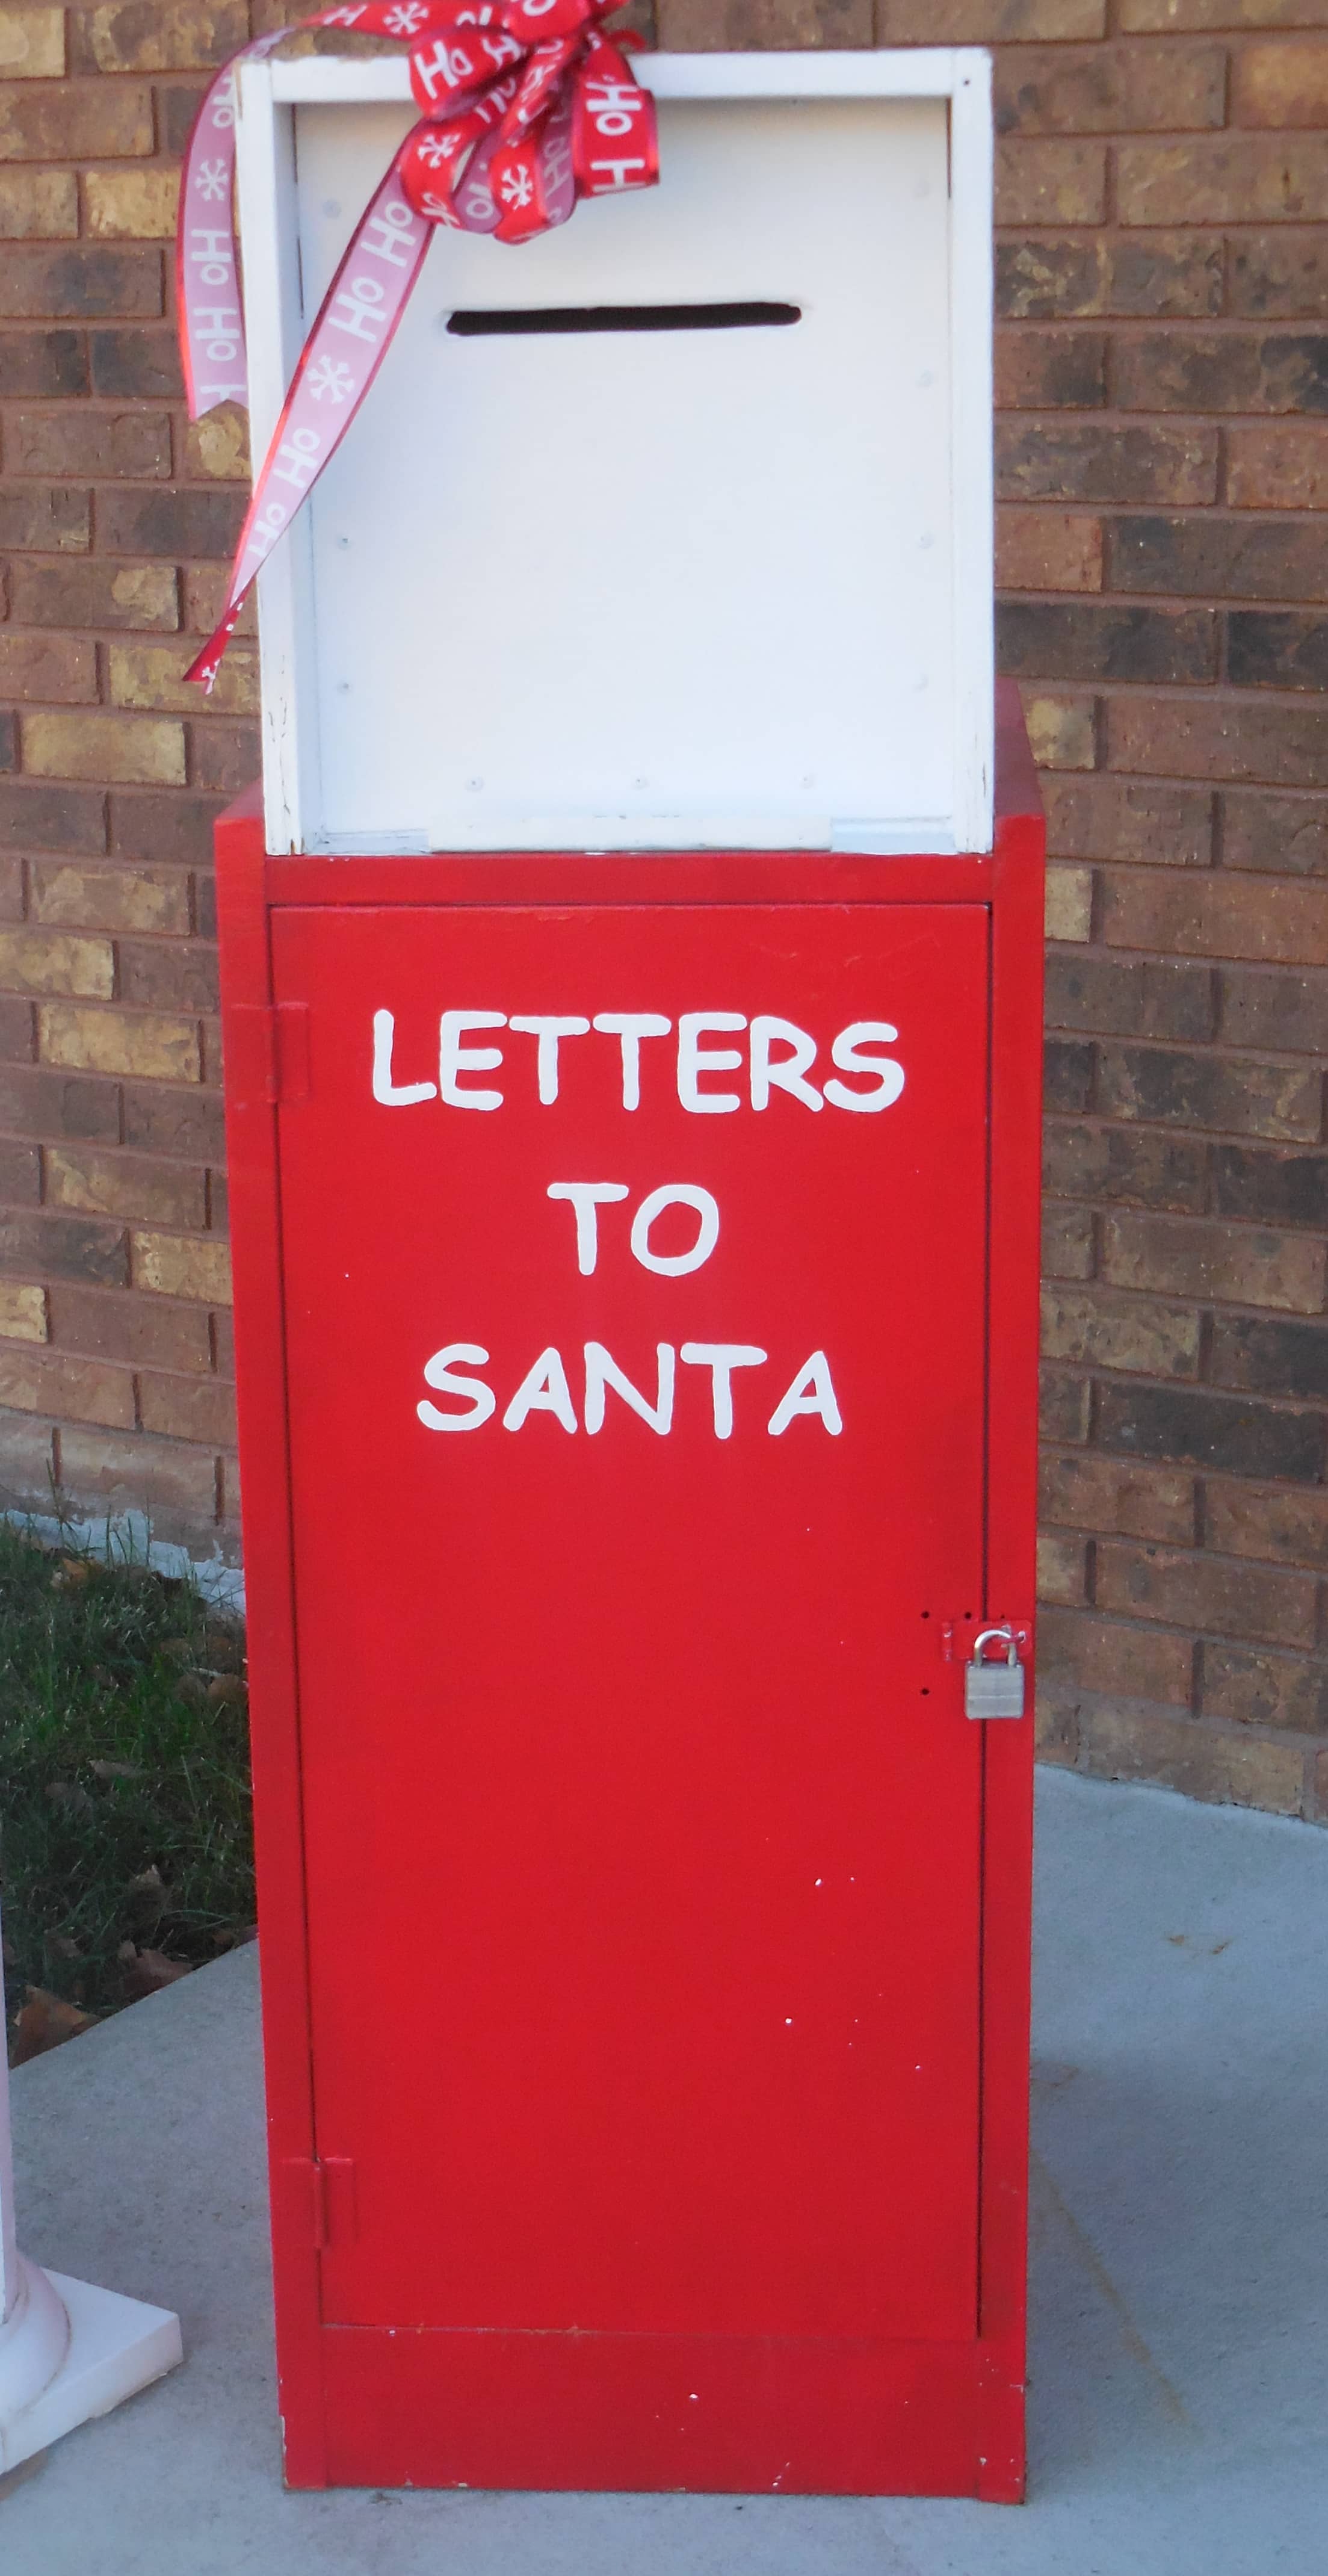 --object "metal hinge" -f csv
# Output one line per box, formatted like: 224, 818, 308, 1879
284, 2153, 357, 2253
228, 1002, 310, 1109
